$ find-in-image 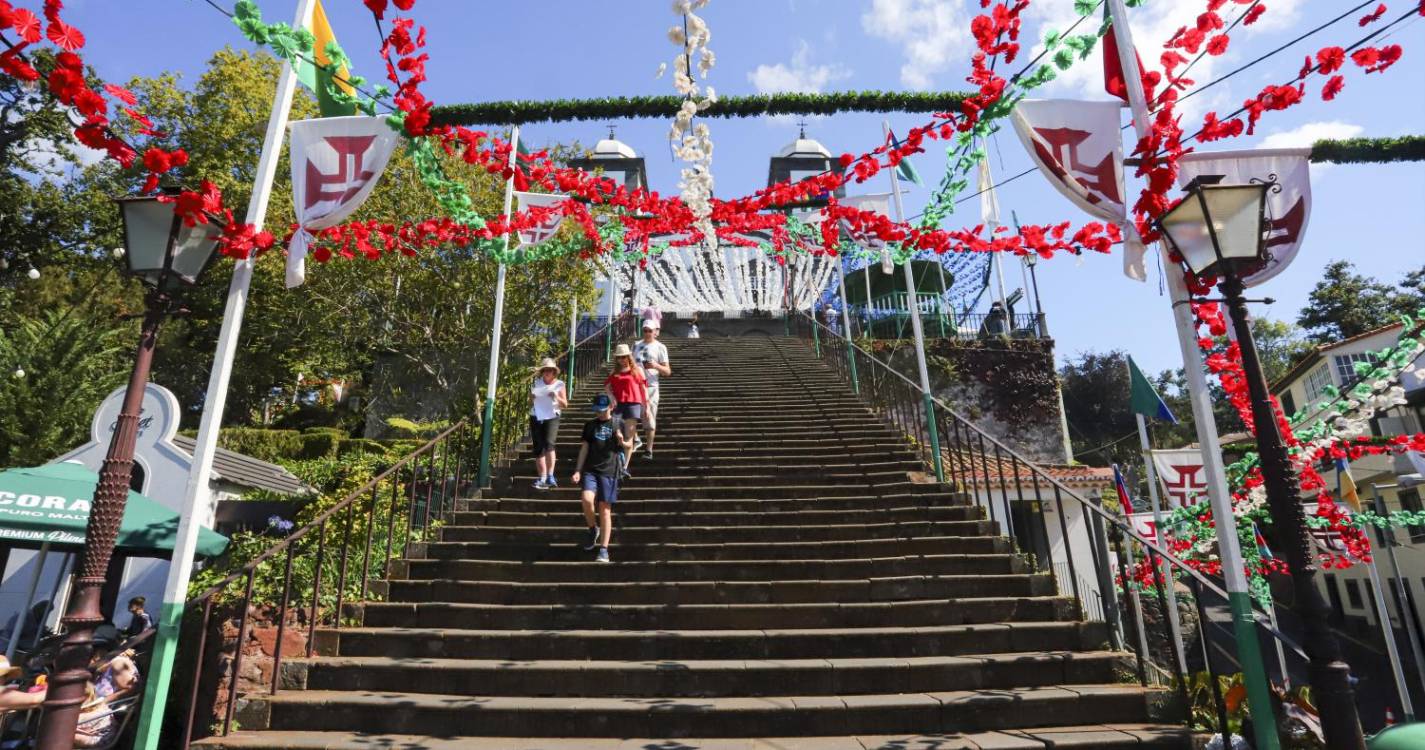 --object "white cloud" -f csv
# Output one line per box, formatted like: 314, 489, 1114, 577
1259, 121, 1363, 149
860, 0, 972, 90
748, 40, 851, 94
